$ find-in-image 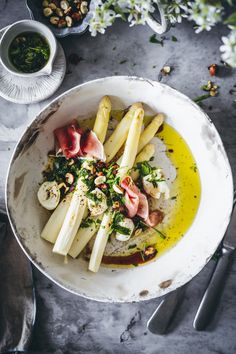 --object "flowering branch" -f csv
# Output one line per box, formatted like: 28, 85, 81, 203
86, 0, 236, 67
